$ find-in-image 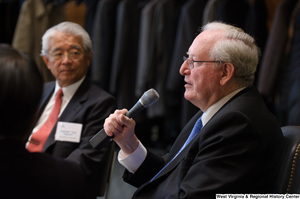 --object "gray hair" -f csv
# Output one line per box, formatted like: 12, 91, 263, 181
201, 21, 261, 87
41, 21, 92, 57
